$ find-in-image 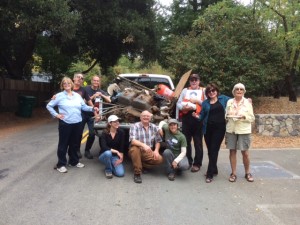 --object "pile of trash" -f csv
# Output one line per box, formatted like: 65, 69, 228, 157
102, 76, 176, 123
